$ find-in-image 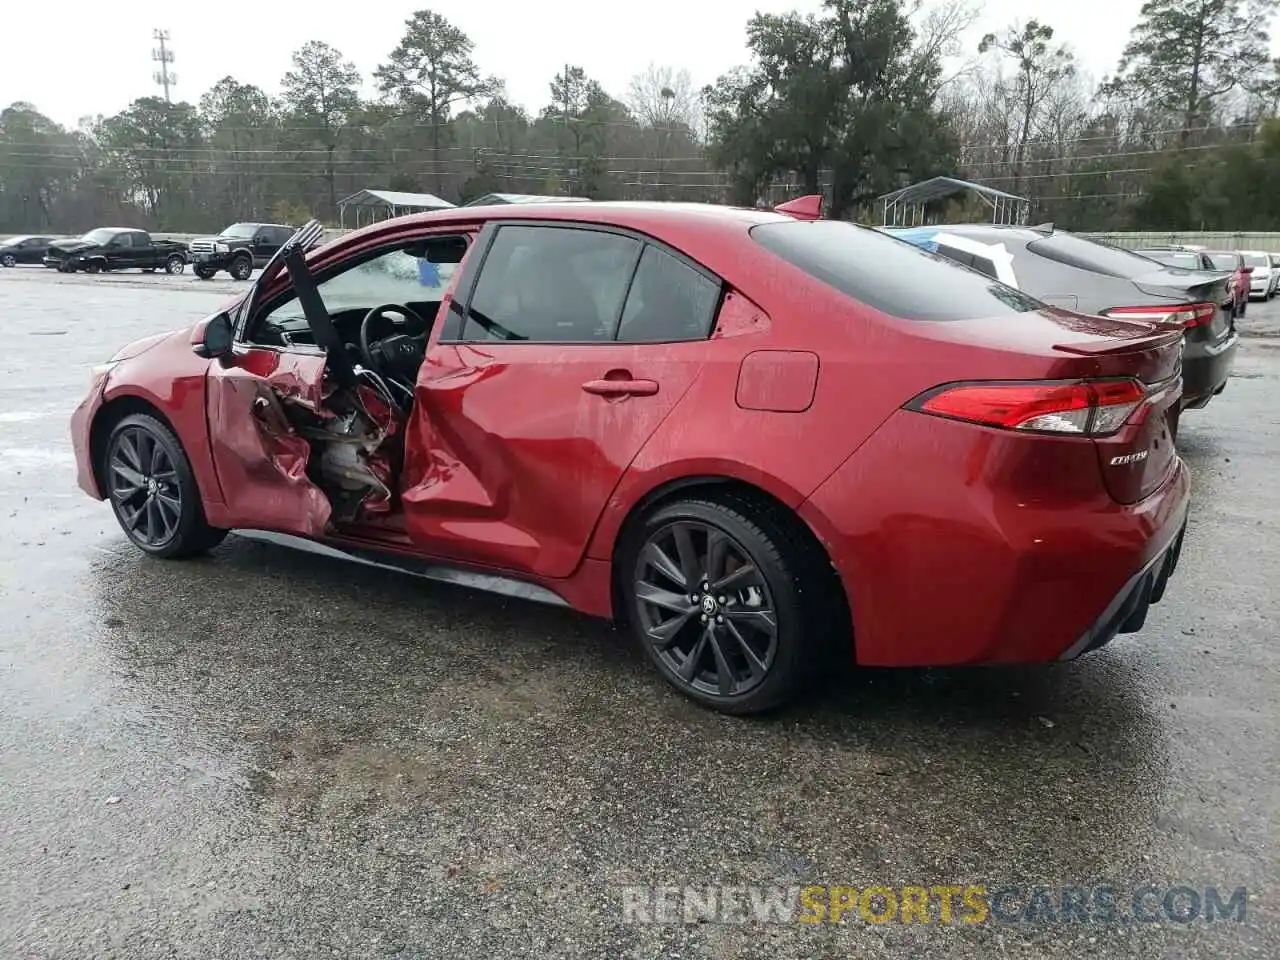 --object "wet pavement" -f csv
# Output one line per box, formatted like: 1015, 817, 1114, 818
1, 267, 1277, 959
